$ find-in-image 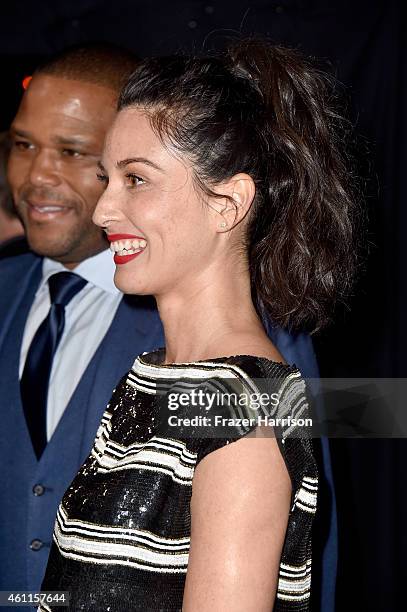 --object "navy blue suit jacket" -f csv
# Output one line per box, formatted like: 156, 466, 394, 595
0, 252, 336, 610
